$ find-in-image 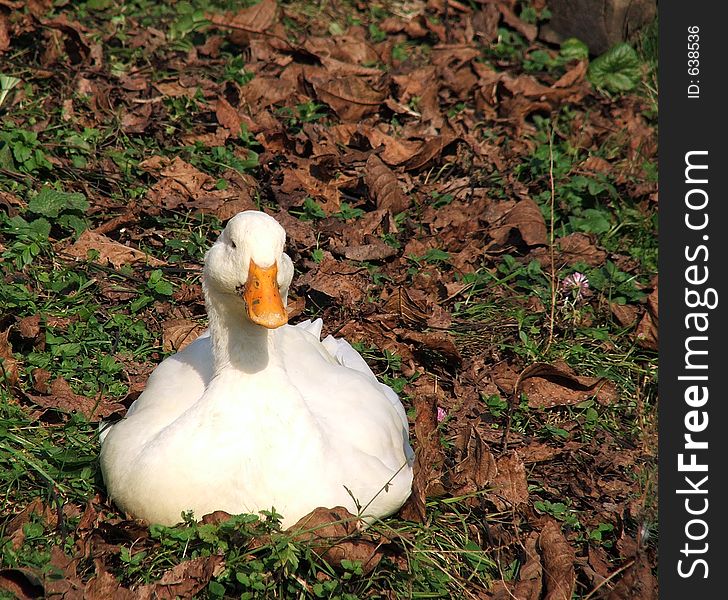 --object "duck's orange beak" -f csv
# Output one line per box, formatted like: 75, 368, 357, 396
243, 260, 288, 329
